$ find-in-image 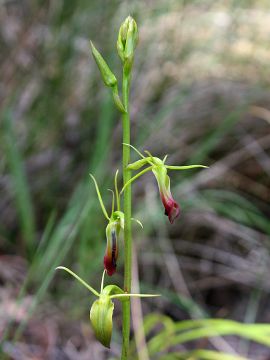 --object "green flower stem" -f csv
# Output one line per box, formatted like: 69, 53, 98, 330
121, 69, 132, 360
